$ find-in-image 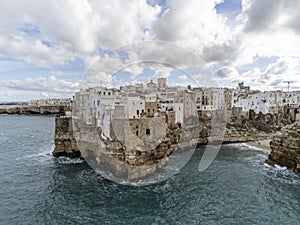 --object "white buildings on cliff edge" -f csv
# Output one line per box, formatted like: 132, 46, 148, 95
232, 82, 283, 114
72, 78, 300, 139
